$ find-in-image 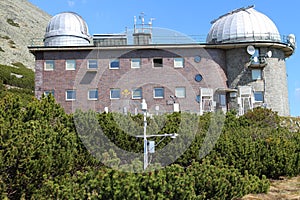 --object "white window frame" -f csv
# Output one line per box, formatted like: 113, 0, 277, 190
153, 87, 164, 99
88, 89, 98, 100
132, 88, 142, 99
131, 58, 141, 68
65, 60, 76, 70
174, 57, 184, 68
109, 59, 120, 69
254, 91, 264, 102
110, 88, 121, 99
66, 90, 76, 101
252, 69, 262, 80
44, 60, 55, 71
88, 59, 98, 69
175, 87, 186, 98
153, 58, 163, 67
